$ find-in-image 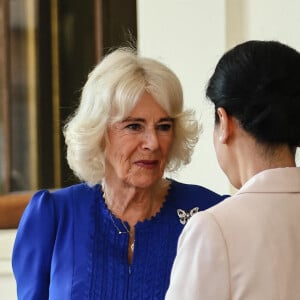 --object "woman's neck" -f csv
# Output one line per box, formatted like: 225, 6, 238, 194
102, 178, 170, 227
239, 142, 296, 187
